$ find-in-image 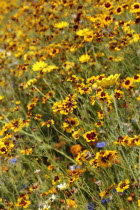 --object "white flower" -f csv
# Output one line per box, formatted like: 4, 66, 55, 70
69, 164, 81, 171
38, 203, 50, 210
49, 194, 56, 201
43, 204, 51, 209
57, 183, 67, 189
34, 169, 41, 174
